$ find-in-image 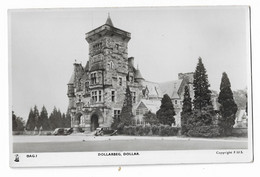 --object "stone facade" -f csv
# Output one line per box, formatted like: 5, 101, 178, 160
67, 15, 194, 132
67, 16, 145, 132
